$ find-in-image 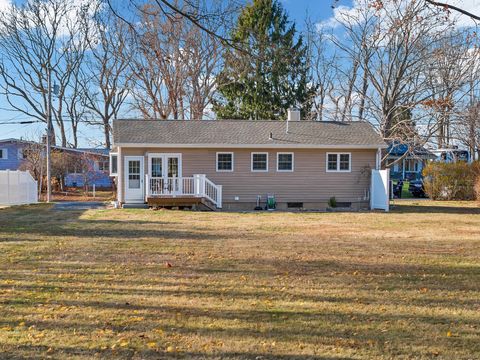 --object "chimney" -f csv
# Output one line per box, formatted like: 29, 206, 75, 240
286, 108, 300, 133
288, 108, 301, 122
